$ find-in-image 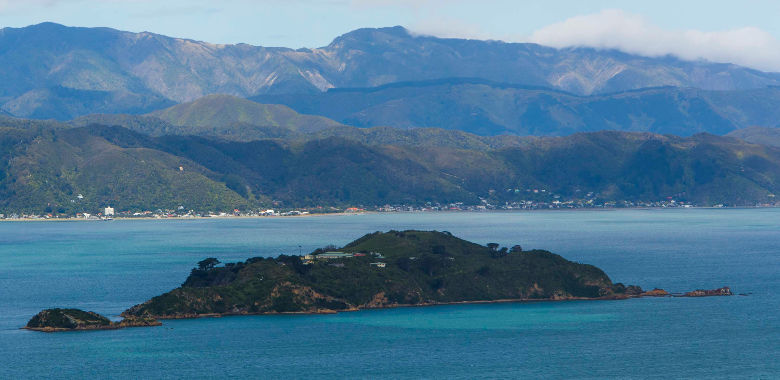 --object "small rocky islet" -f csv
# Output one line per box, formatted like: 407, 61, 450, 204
25, 230, 733, 332
23, 308, 160, 332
